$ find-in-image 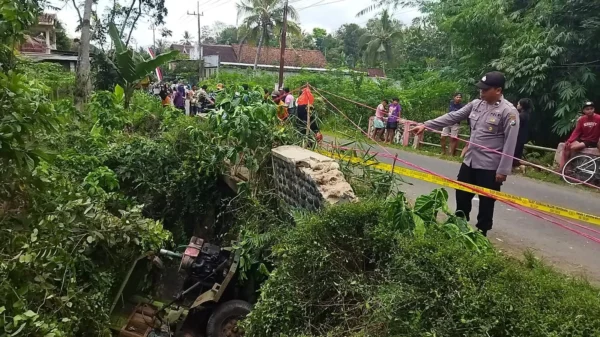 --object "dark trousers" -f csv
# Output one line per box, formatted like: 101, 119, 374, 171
455, 163, 502, 232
